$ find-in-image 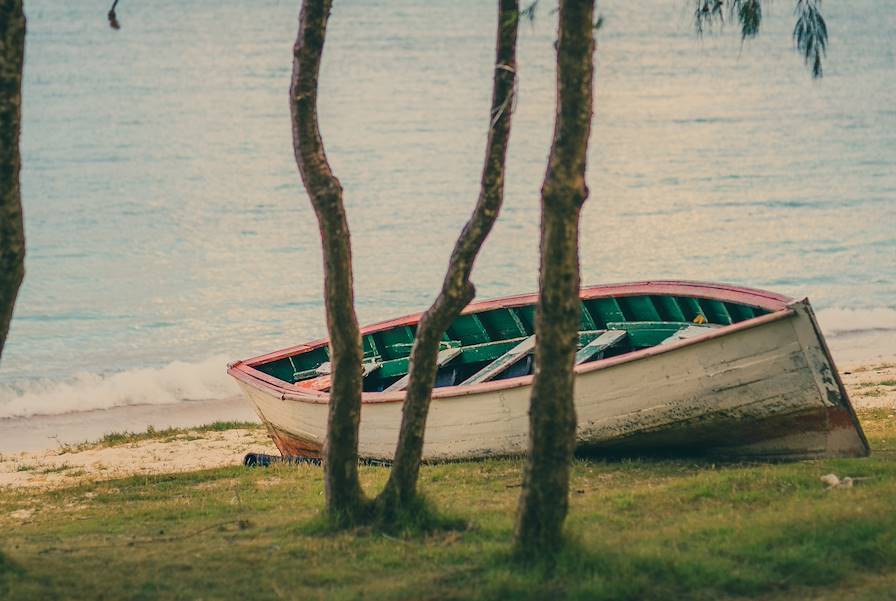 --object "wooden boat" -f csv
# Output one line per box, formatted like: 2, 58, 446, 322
227, 281, 869, 461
